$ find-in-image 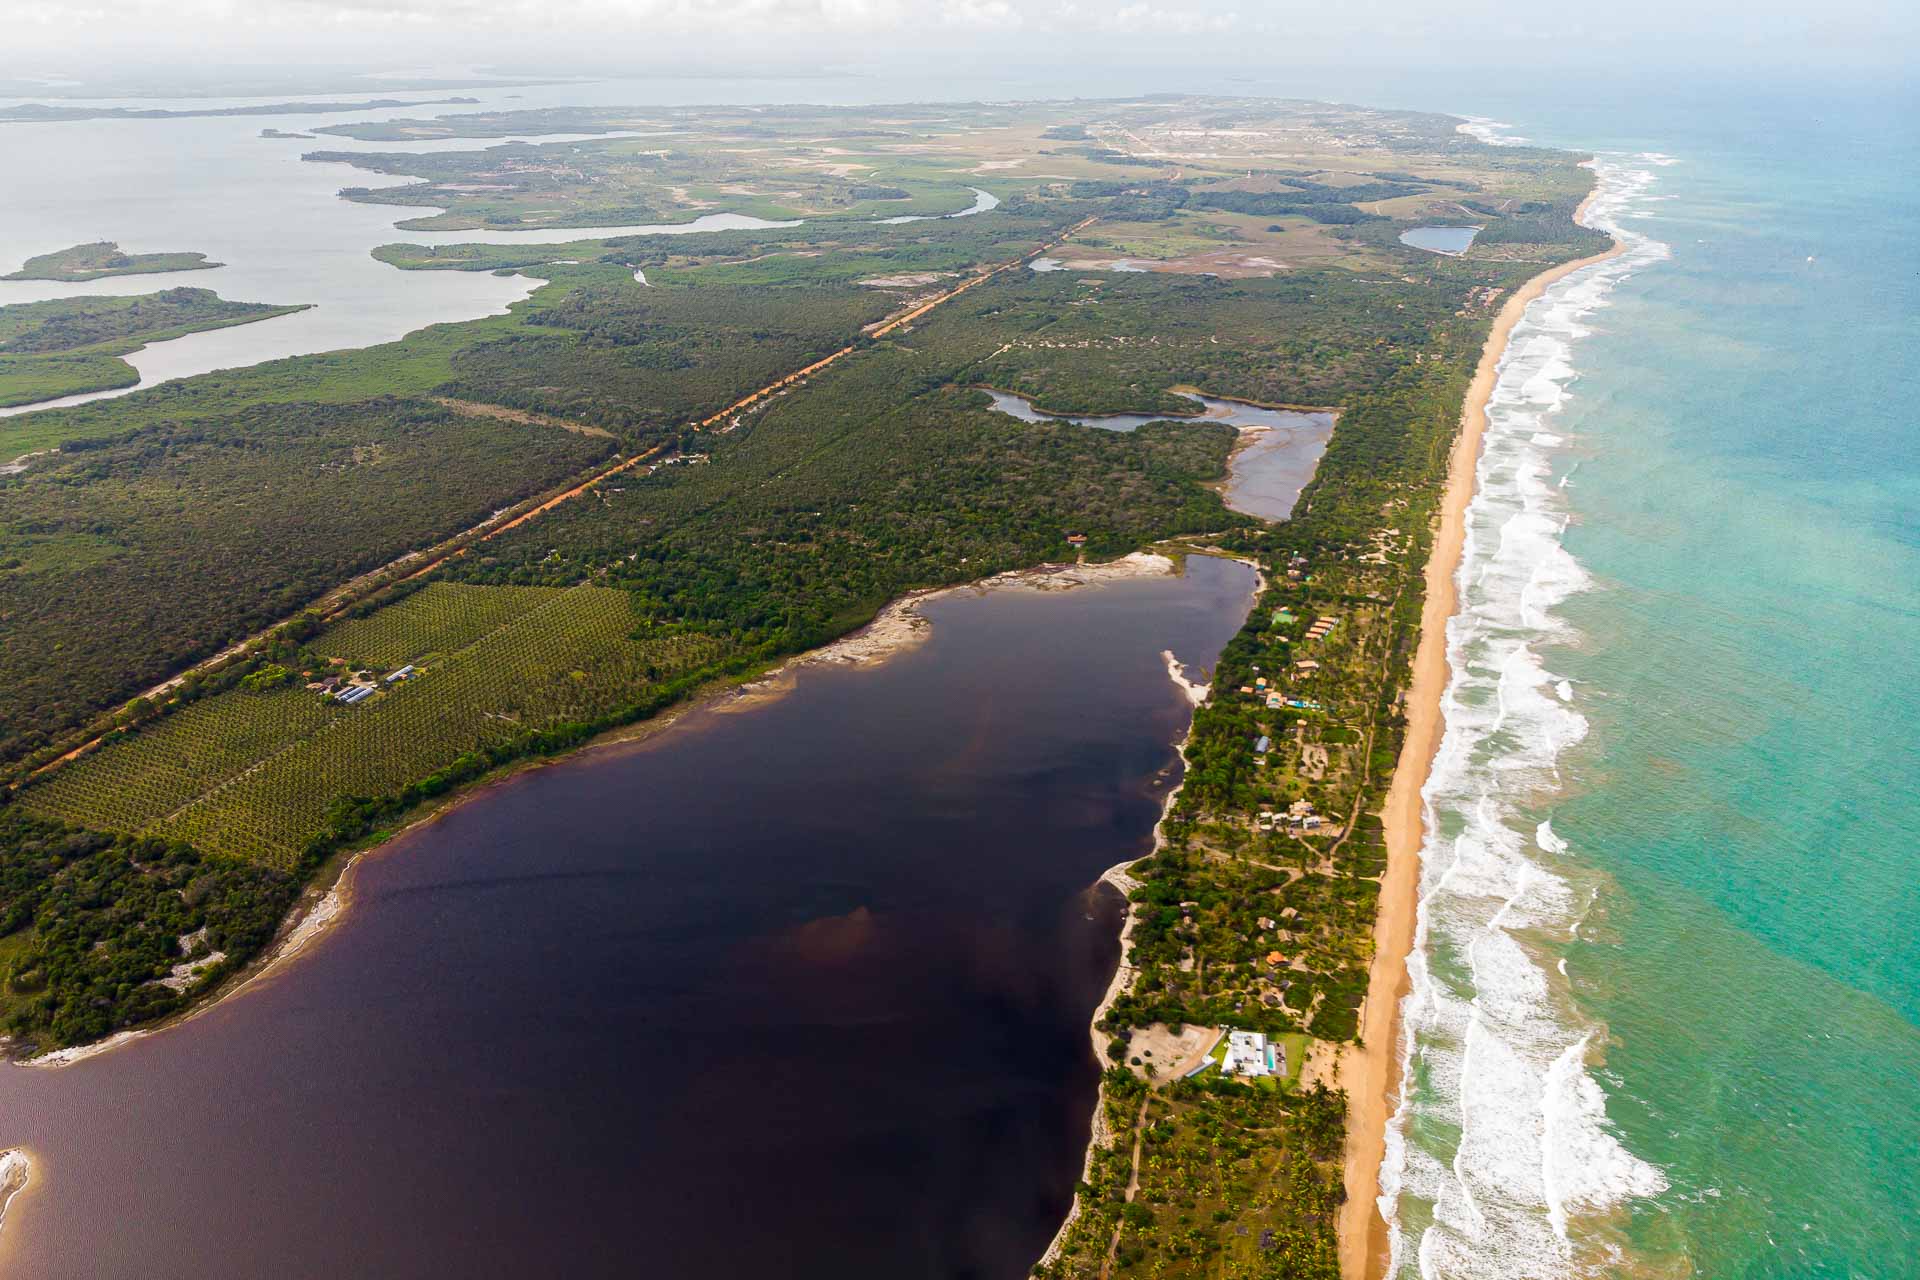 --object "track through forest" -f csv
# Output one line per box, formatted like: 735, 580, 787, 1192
23, 215, 1099, 784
